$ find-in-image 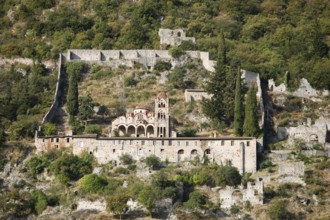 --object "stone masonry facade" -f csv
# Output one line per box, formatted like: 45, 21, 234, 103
35, 135, 257, 174
158, 28, 195, 46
